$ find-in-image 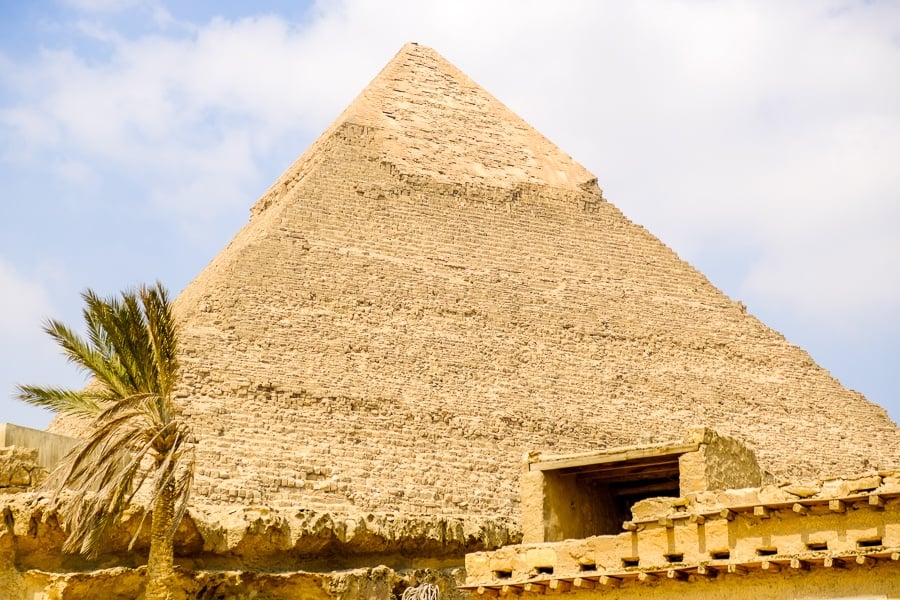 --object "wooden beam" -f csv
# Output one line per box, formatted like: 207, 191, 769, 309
611, 480, 681, 496
598, 576, 621, 588
829, 499, 846, 513
500, 586, 521, 597
856, 555, 877, 567
726, 564, 747, 575
696, 564, 718, 577
477, 587, 499, 597
720, 509, 735, 521
637, 572, 657, 583
572, 578, 595, 590
869, 495, 885, 509
689, 514, 706, 525
823, 557, 846, 569
667, 569, 688, 581
753, 506, 770, 519
792, 503, 809, 516
790, 558, 809, 571
761, 560, 781, 573
548, 580, 570, 593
